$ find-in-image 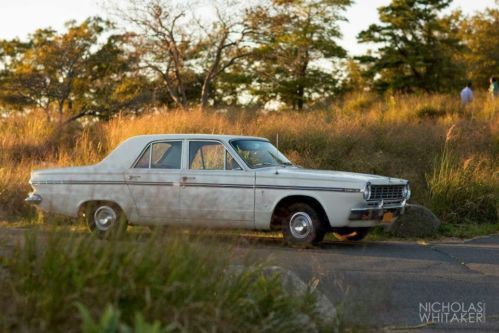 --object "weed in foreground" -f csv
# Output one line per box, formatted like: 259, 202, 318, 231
426, 125, 498, 225
0, 229, 340, 332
